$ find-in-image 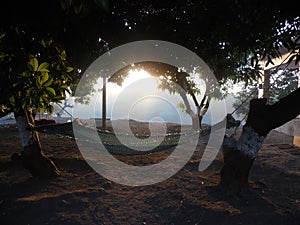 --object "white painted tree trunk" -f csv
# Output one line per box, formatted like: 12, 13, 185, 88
14, 112, 60, 177
224, 127, 265, 158
220, 88, 300, 193
15, 114, 32, 148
